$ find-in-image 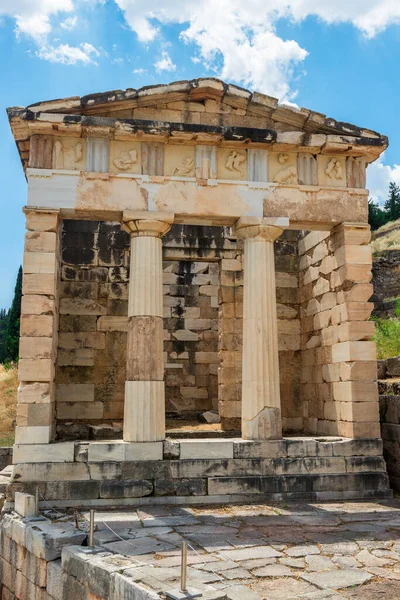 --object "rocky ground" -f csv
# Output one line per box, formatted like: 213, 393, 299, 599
72, 500, 400, 600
